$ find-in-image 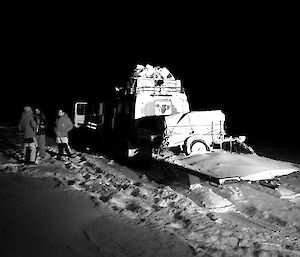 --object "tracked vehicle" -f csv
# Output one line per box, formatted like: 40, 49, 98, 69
73, 64, 298, 184
74, 64, 251, 158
